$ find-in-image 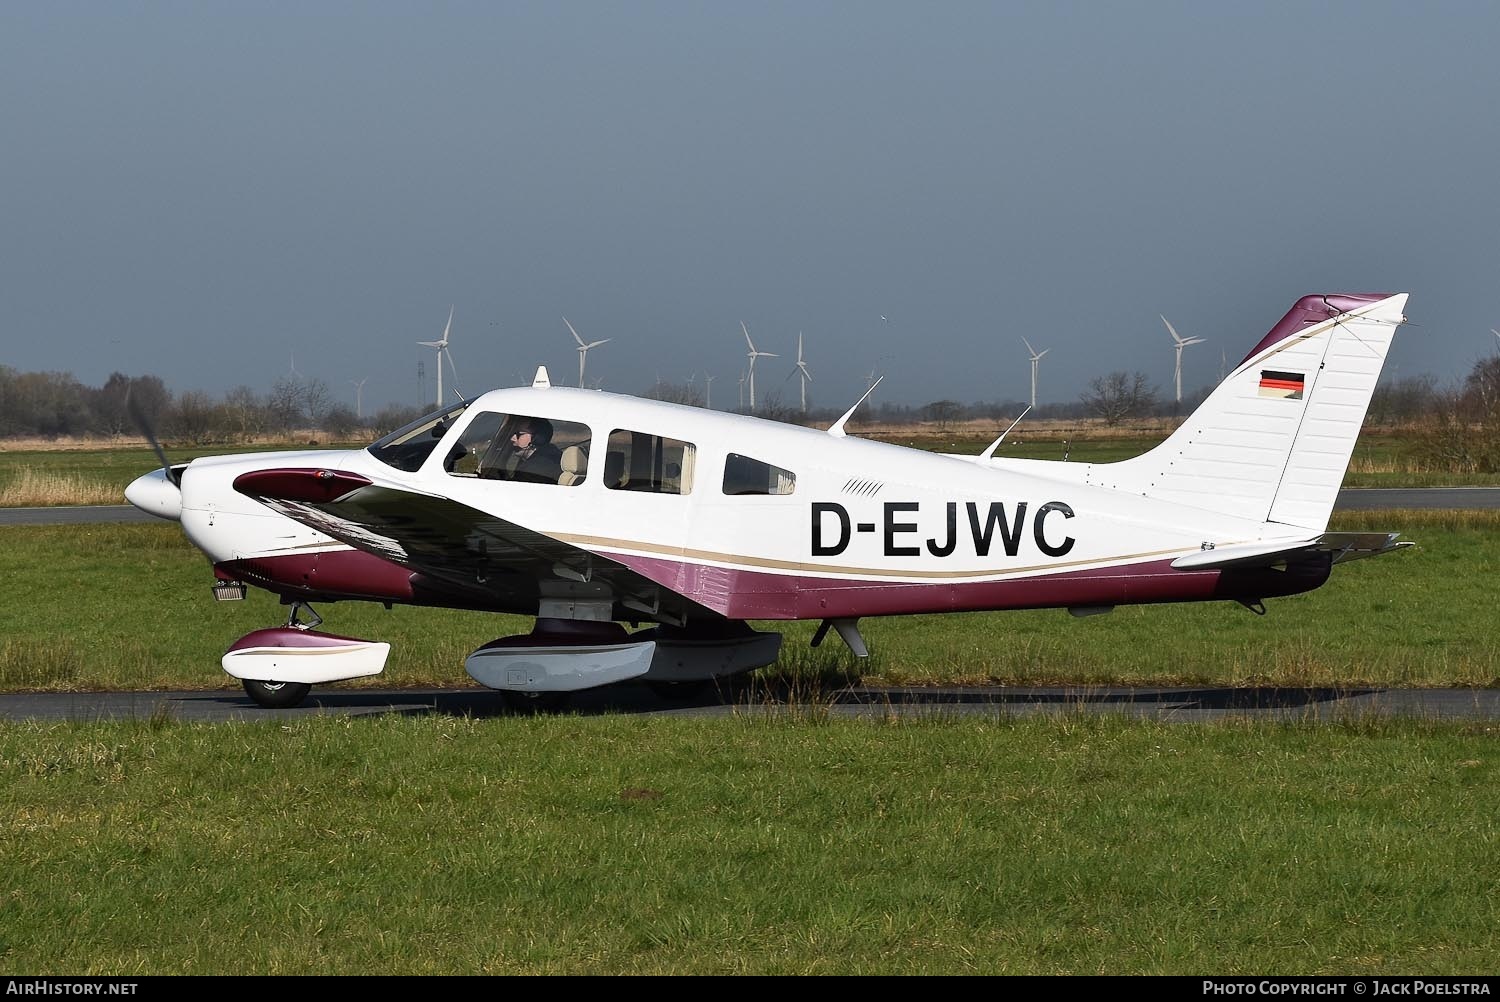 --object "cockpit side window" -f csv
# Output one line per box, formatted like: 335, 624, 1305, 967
604, 428, 695, 494
446, 411, 592, 486
367, 400, 472, 472
723, 453, 796, 496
